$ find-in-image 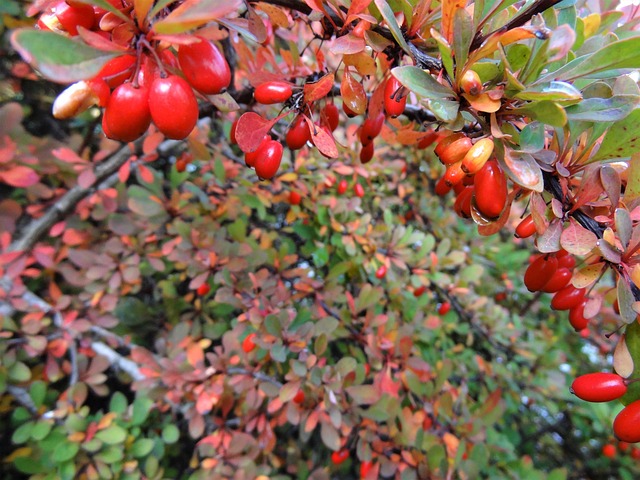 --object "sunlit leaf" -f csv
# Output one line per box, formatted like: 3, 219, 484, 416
373, 0, 411, 54
340, 69, 367, 115
152, 0, 242, 34
614, 334, 634, 378
10, 29, 118, 84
